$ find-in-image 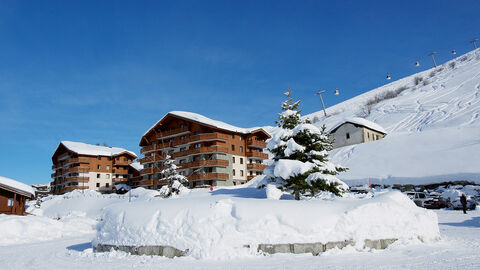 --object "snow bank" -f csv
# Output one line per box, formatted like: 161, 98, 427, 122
0, 214, 95, 246
94, 190, 439, 259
